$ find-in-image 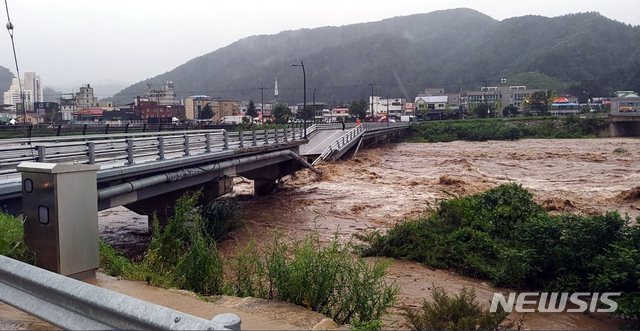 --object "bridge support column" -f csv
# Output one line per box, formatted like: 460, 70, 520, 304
254, 179, 277, 196
17, 162, 100, 279
124, 177, 234, 230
